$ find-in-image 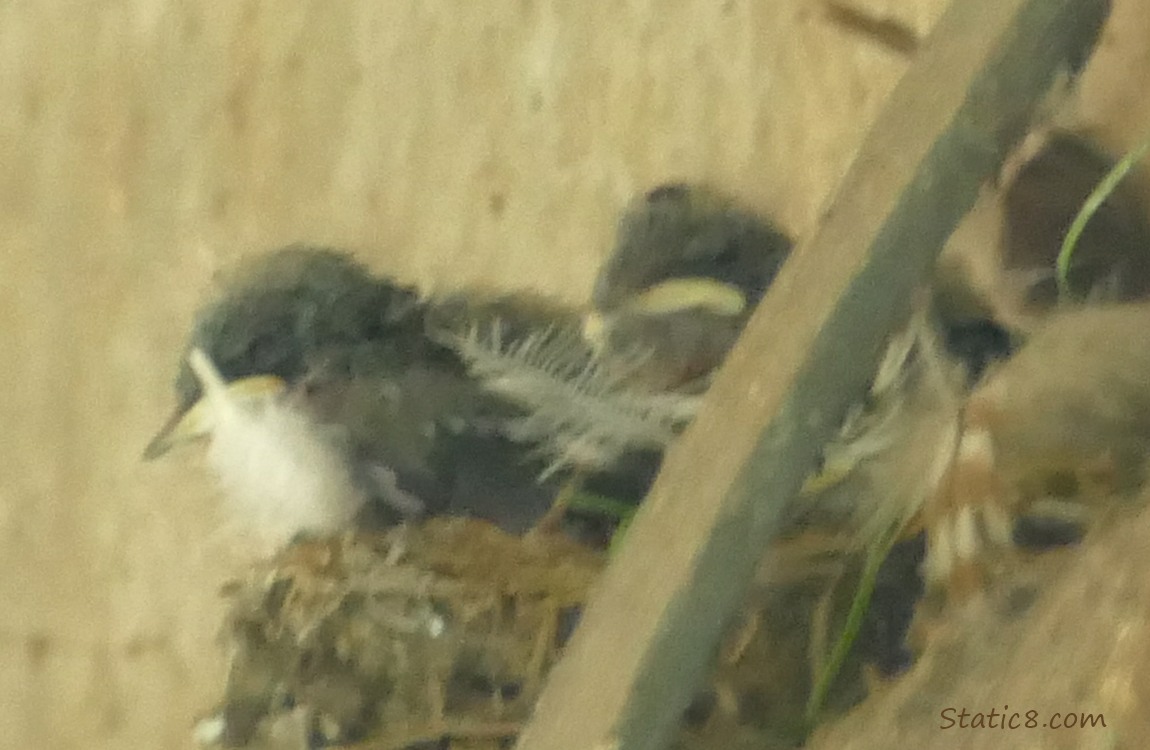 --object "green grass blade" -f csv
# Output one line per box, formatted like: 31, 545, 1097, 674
1057, 136, 1150, 299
